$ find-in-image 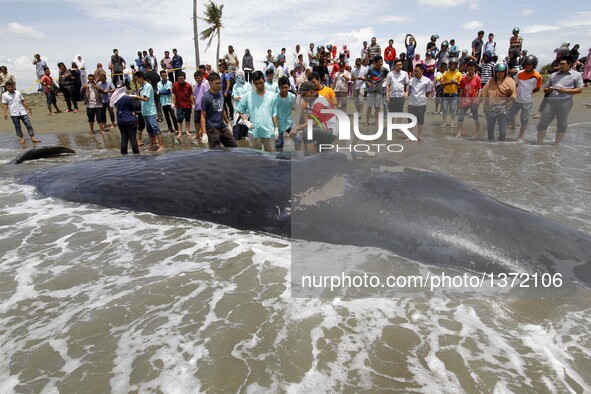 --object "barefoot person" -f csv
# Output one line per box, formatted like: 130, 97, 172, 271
39, 67, 61, 115
2, 81, 41, 144
80, 74, 105, 135
406, 64, 433, 142
536, 55, 583, 146
132, 71, 164, 152
456, 61, 481, 138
